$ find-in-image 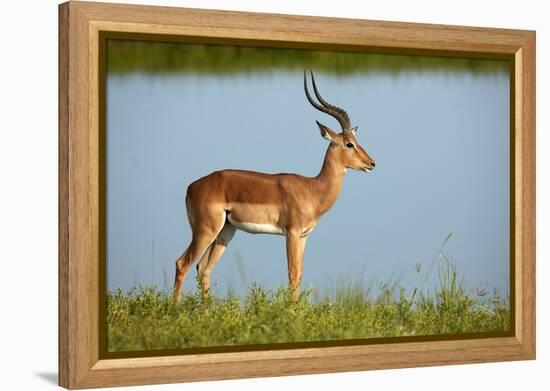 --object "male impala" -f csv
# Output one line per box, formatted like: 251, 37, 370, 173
173, 71, 375, 301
